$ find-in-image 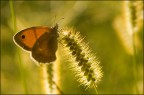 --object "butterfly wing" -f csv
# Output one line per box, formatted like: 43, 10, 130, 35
13, 27, 50, 51
32, 30, 58, 63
